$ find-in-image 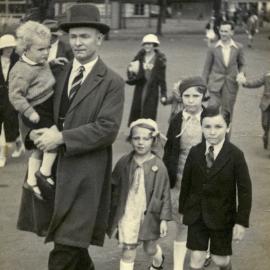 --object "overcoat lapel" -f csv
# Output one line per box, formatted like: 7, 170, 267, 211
53, 62, 72, 123
216, 46, 226, 68
67, 58, 106, 114
208, 140, 231, 178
